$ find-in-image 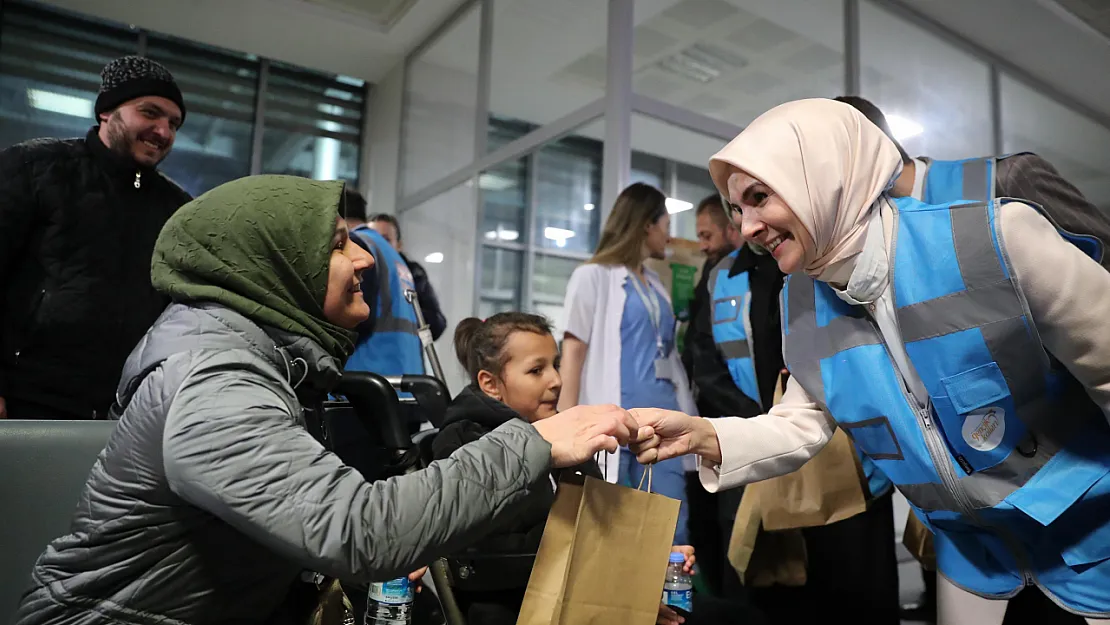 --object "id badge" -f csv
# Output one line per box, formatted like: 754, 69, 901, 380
654, 357, 674, 381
